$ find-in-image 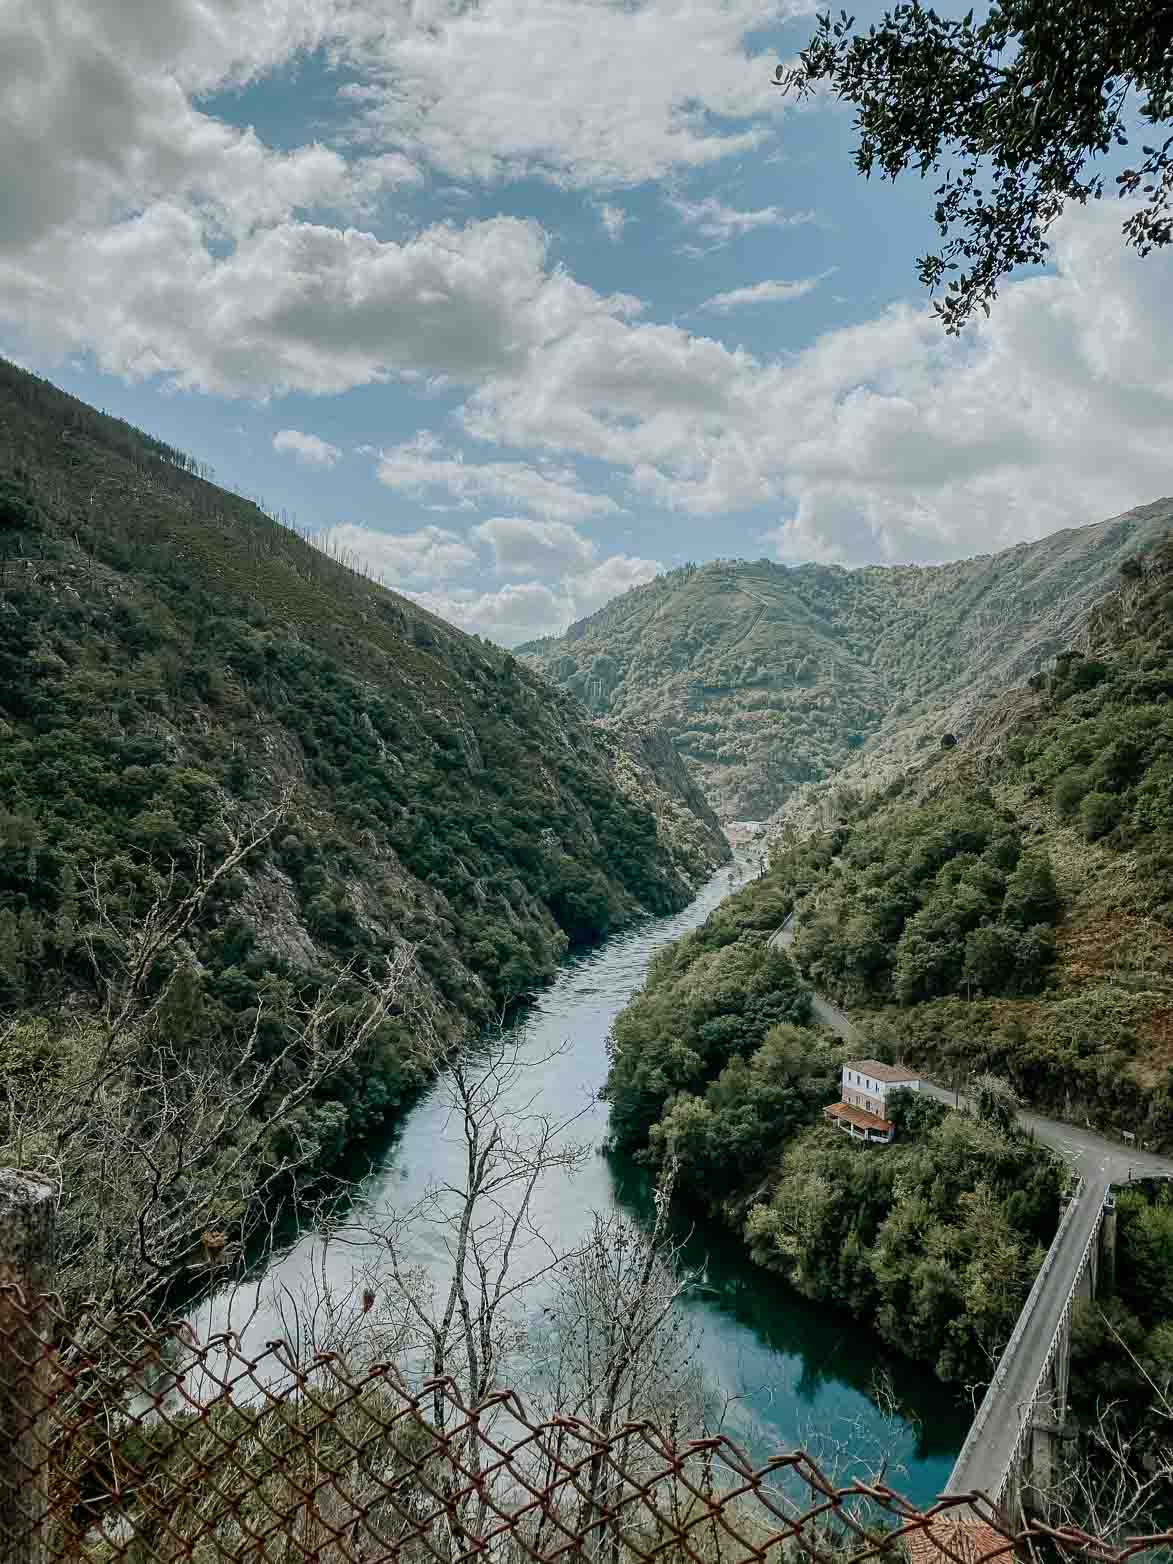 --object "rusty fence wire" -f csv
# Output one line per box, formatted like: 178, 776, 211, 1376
1, 1283, 1171, 1564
